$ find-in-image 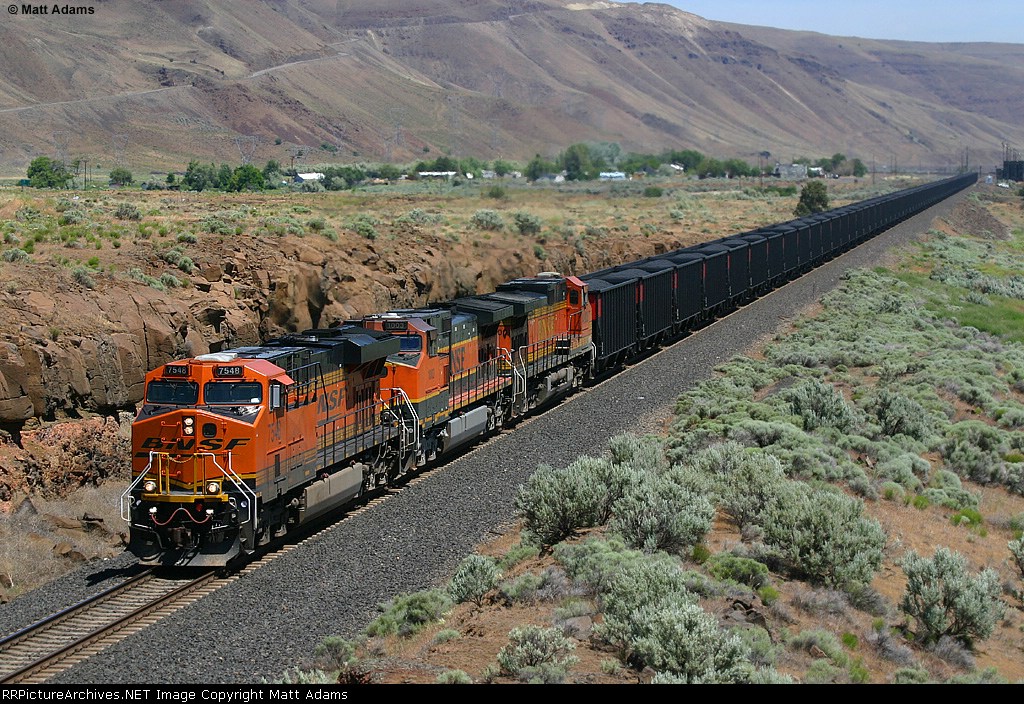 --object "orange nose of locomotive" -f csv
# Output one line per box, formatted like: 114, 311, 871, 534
123, 357, 266, 565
